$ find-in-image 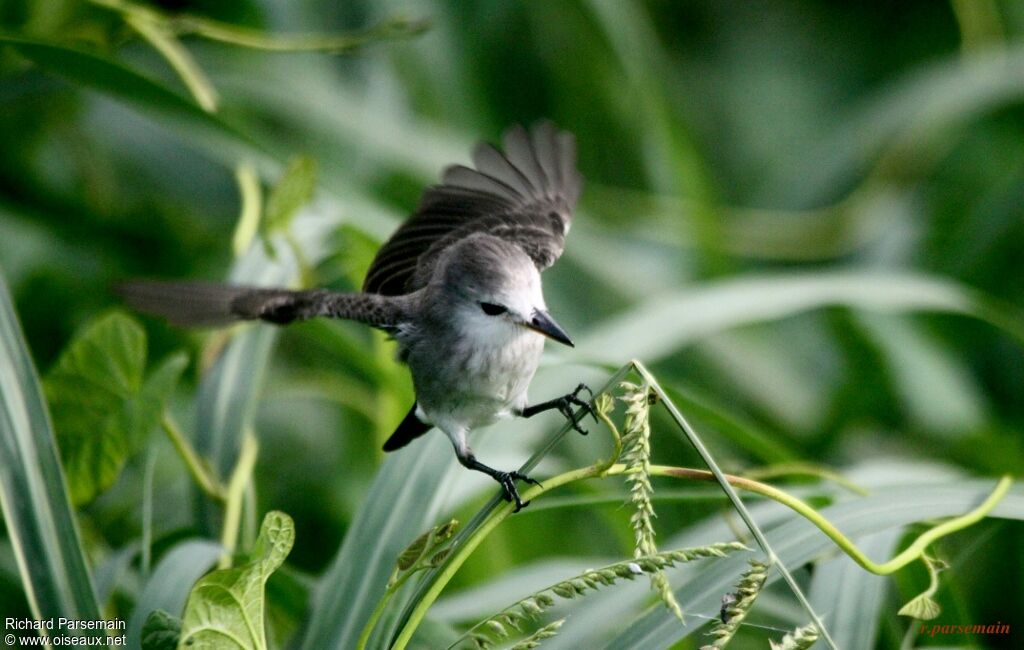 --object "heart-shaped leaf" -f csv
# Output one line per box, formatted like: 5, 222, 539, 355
45, 311, 186, 504
177, 511, 295, 650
